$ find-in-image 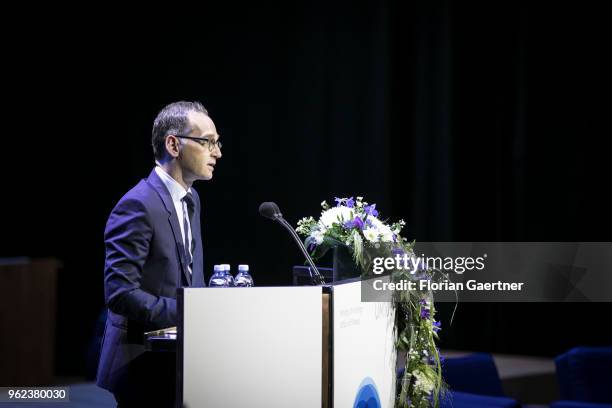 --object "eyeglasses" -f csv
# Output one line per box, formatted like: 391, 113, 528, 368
175, 135, 222, 151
